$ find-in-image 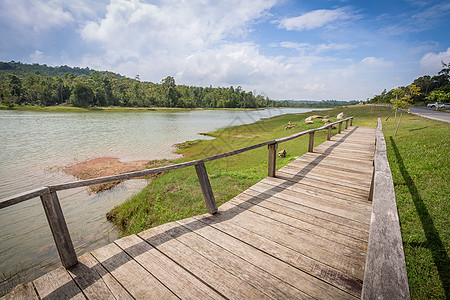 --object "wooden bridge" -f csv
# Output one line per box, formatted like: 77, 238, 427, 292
1, 118, 410, 299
